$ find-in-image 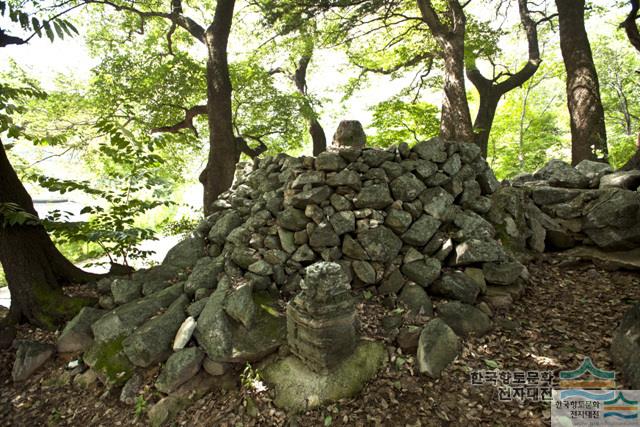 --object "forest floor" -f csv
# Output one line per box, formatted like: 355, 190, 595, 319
1, 252, 639, 427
